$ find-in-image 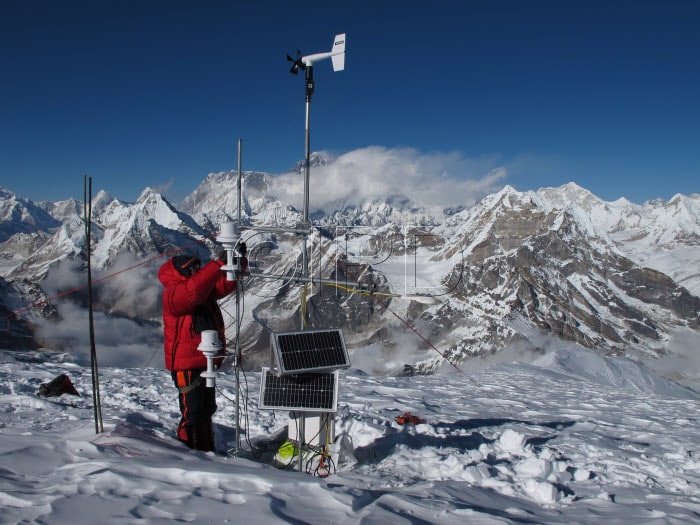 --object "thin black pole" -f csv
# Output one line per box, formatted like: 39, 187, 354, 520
84, 175, 103, 433
234, 138, 242, 455
237, 138, 242, 224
